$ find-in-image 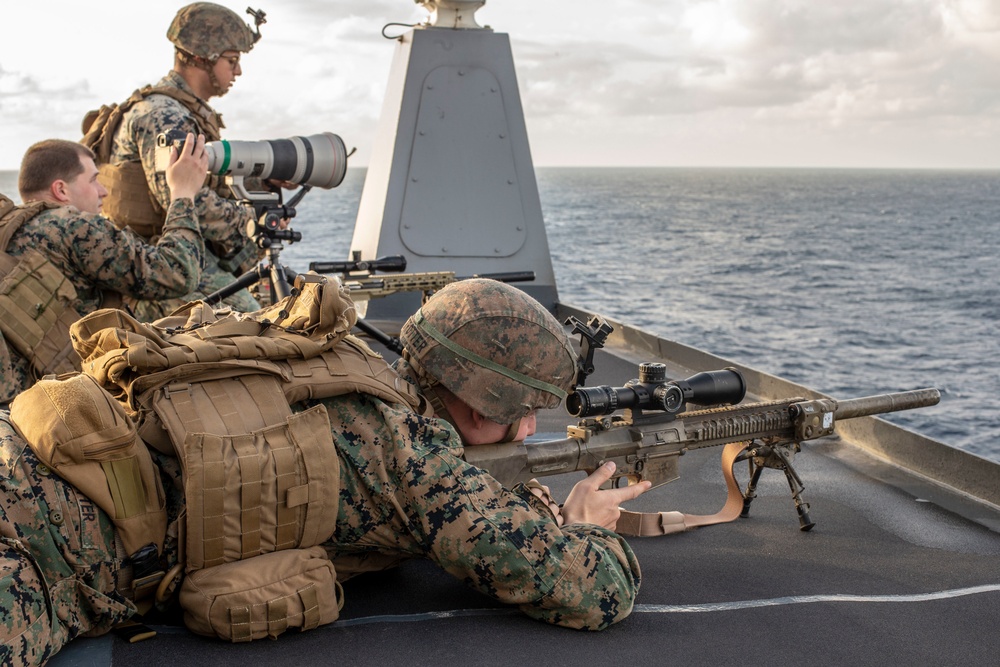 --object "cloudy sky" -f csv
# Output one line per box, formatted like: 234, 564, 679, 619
2, 0, 999, 170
